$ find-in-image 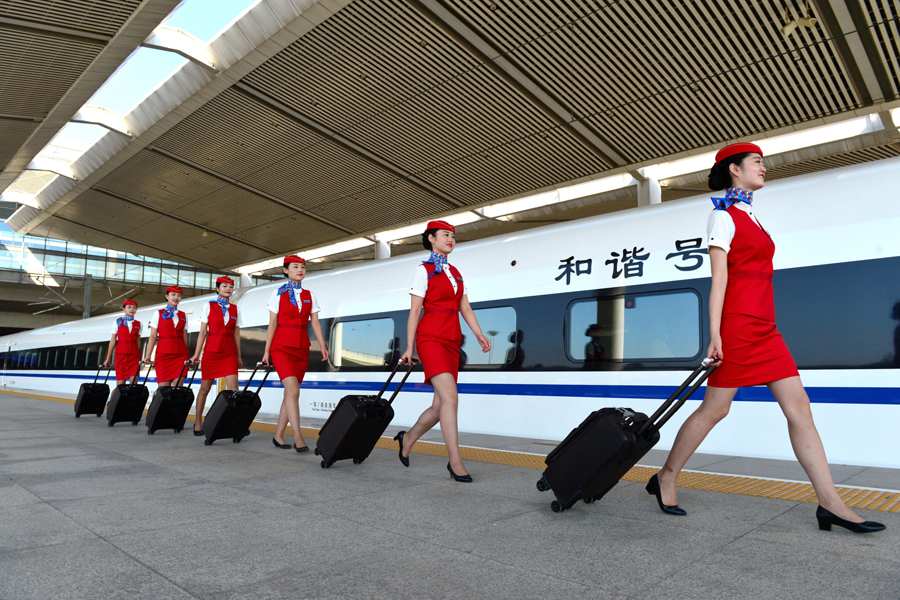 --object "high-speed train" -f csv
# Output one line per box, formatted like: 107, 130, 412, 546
2, 158, 899, 468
